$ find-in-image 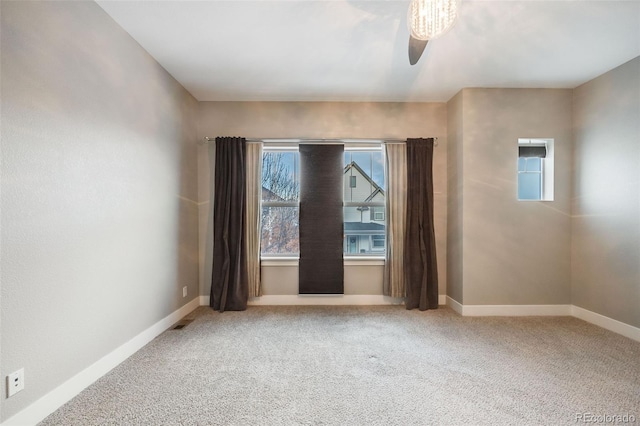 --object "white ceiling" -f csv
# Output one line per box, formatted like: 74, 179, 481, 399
96, 0, 640, 103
